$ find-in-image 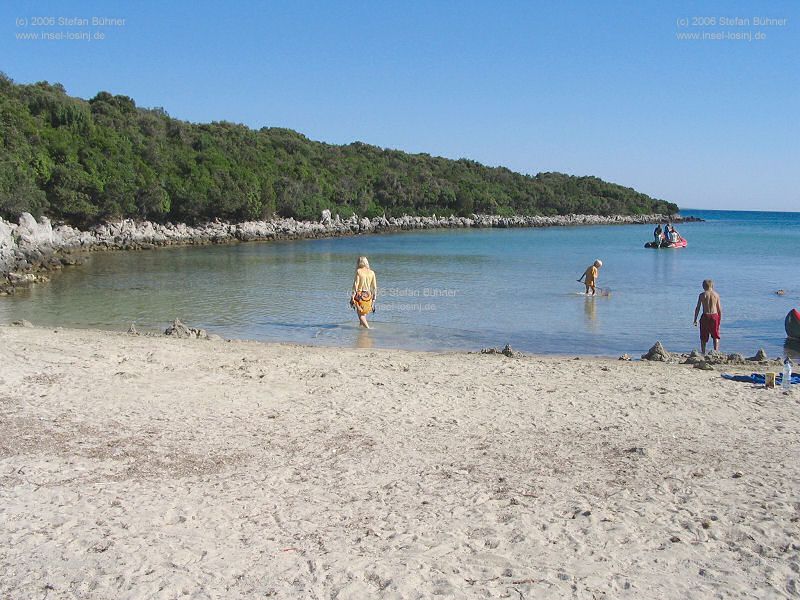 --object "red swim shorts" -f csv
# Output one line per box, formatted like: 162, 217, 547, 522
700, 313, 721, 343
